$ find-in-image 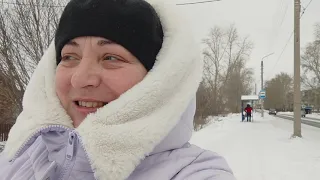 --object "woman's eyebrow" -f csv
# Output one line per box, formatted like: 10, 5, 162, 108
97, 39, 115, 46
65, 40, 79, 47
